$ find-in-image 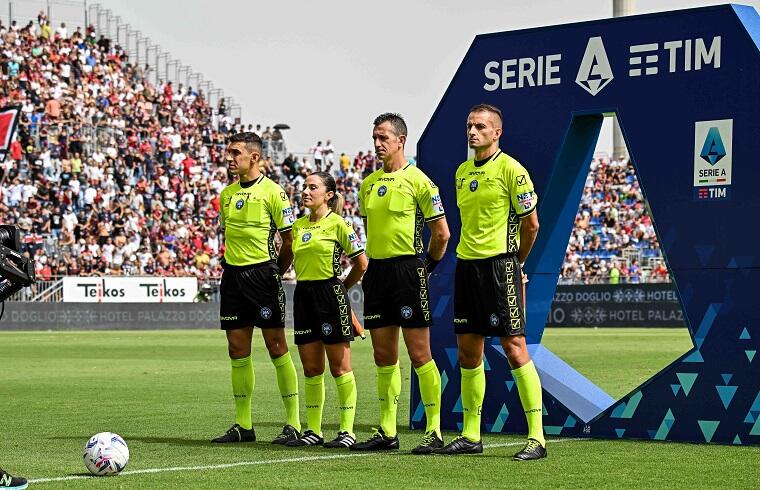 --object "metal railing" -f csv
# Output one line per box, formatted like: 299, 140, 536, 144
7, 278, 64, 302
